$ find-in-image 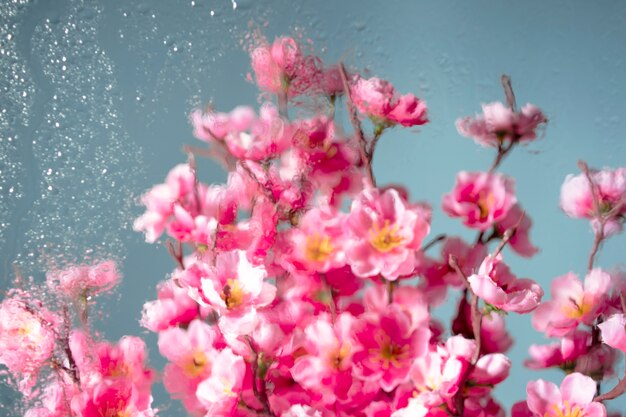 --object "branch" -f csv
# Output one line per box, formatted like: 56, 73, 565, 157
338, 62, 376, 187
421, 234, 446, 252
578, 160, 605, 271
449, 255, 482, 363
501, 74, 517, 112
